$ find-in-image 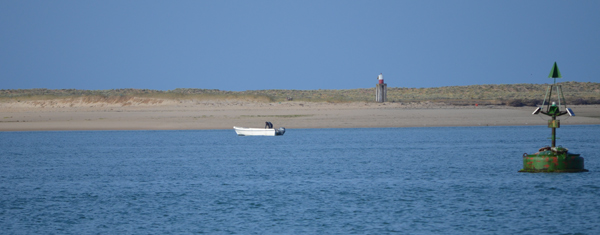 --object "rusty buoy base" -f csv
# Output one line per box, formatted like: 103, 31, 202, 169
519, 146, 588, 173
